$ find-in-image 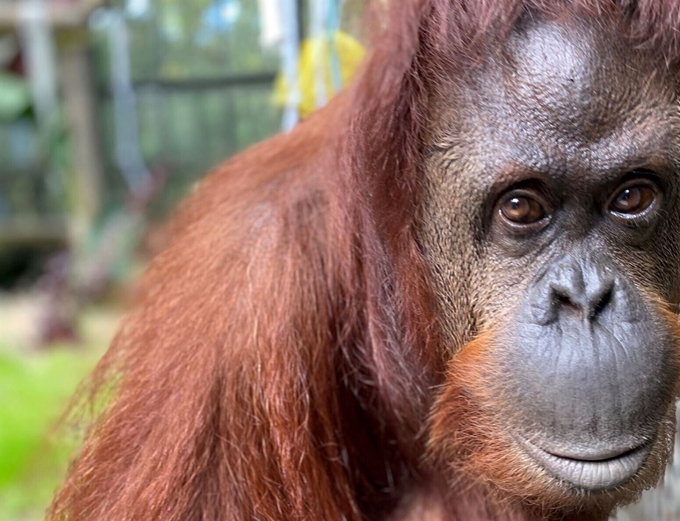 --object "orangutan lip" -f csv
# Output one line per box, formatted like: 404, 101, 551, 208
518, 437, 652, 491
